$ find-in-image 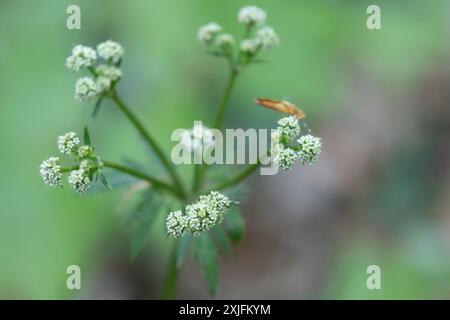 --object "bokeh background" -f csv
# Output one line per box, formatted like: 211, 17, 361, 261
2, 0, 450, 299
